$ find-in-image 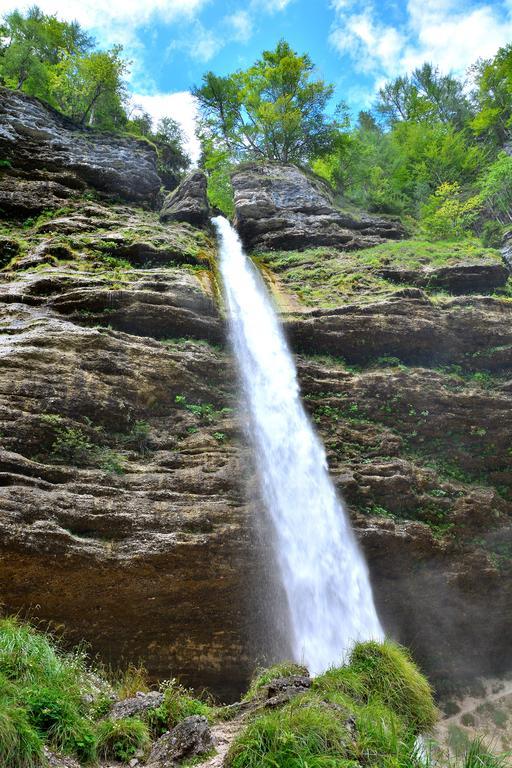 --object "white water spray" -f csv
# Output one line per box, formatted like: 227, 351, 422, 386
214, 216, 383, 674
